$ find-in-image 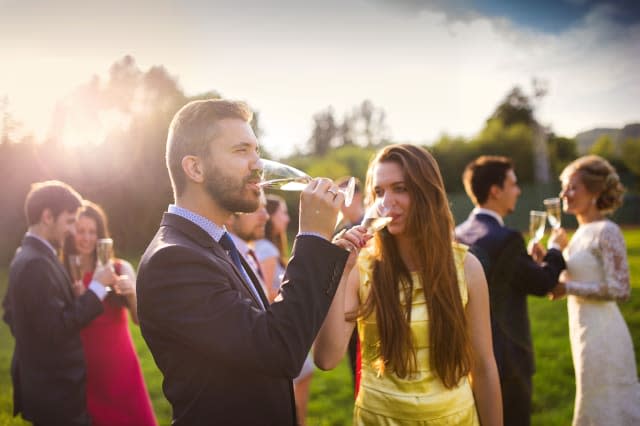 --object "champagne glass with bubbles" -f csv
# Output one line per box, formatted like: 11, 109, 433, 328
96, 238, 113, 270
543, 197, 562, 229
258, 159, 356, 207
529, 211, 547, 244
361, 200, 392, 234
